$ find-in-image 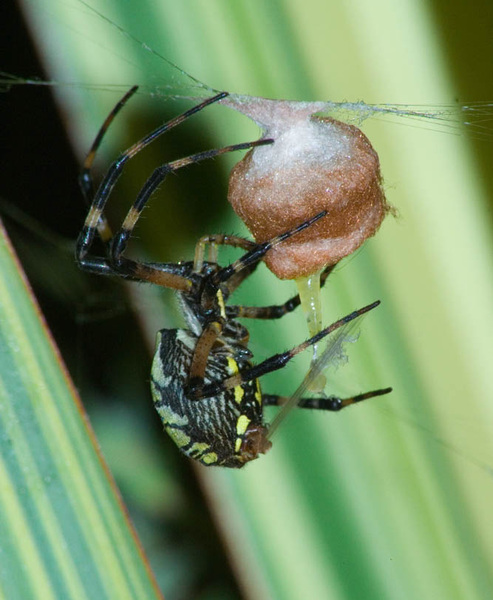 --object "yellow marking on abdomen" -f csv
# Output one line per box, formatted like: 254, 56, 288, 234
234, 414, 252, 453
201, 452, 218, 465
165, 427, 191, 449
188, 442, 218, 465
235, 414, 251, 452
188, 442, 209, 454
156, 404, 188, 427
227, 357, 244, 404
236, 414, 250, 436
